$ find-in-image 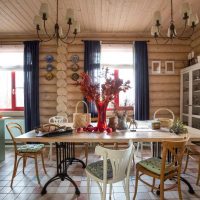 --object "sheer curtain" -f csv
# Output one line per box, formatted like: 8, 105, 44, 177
24, 41, 40, 131
134, 41, 149, 120
84, 41, 101, 117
